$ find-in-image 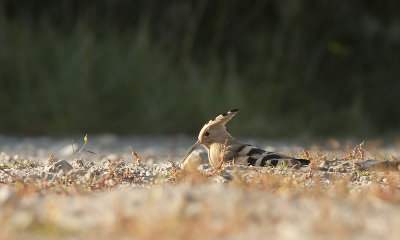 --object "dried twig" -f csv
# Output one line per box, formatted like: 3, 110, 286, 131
305, 162, 314, 179
92, 160, 123, 191
341, 141, 365, 161
0, 168, 27, 188
48, 152, 54, 165
129, 146, 141, 165
168, 156, 186, 183
72, 134, 88, 165
123, 168, 135, 180
216, 154, 226, 170
168, 156, 179, 170
72, 140, 75, 155
40, 174, 50, 191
